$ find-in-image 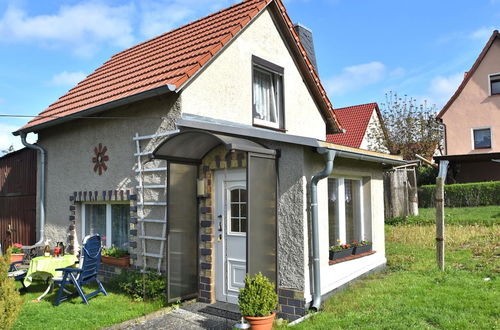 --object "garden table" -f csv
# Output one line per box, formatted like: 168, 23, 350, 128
23, 255, 78, 301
